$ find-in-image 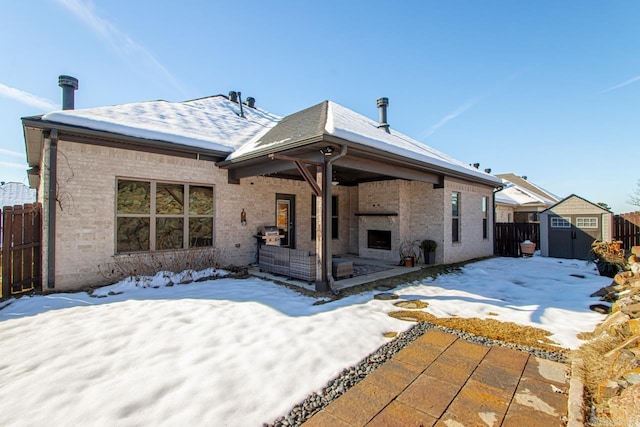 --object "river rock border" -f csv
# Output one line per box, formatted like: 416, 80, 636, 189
265, 321, 566, 427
